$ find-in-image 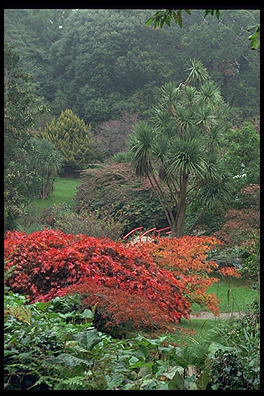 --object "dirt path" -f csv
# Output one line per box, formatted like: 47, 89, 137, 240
189, 311, 246, 320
